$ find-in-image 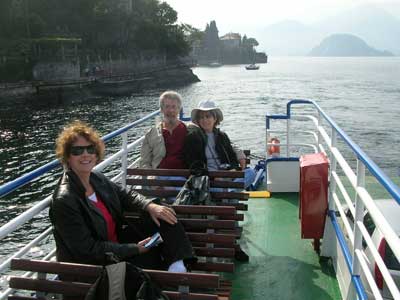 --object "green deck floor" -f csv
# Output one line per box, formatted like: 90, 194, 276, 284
227, 193, 341, 300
